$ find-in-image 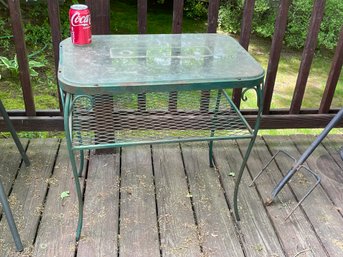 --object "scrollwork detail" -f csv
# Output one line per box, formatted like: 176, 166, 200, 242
71, 95, 94, 112
241, 87, 258, 102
